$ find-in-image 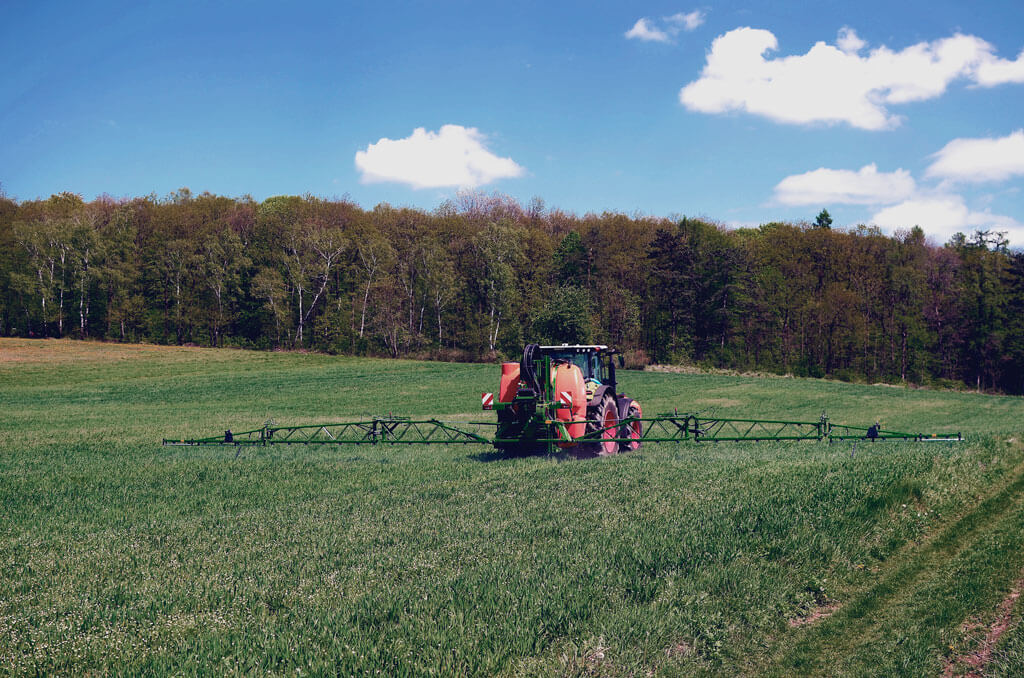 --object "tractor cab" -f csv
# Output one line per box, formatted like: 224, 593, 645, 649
537, 344, 617, 396
540, 346, 610, 387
